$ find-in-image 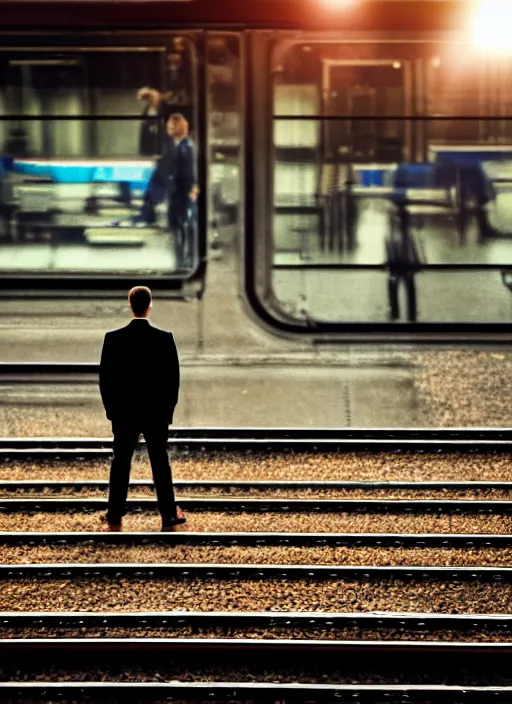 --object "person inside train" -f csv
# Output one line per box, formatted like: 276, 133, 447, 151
121, 112, 198, 267
137, 86, 175, 157
164, 112, 199, 267
99, 285, 186, 533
